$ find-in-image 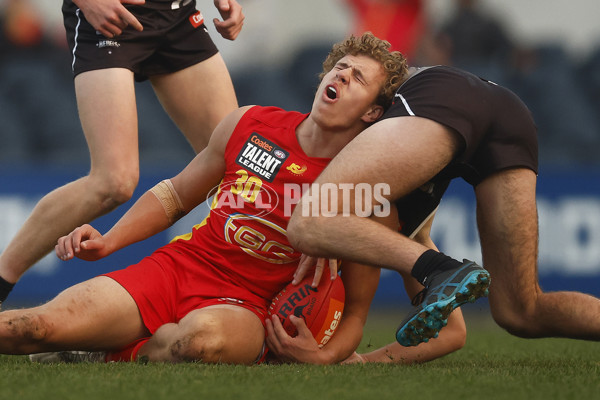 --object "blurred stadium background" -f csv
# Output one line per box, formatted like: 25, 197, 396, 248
0, 0, 599, 307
